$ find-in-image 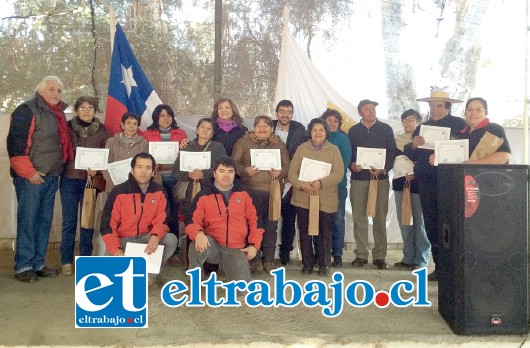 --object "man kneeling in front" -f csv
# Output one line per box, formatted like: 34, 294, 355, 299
100, 152, 177, 286
185, 156, 264, 282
